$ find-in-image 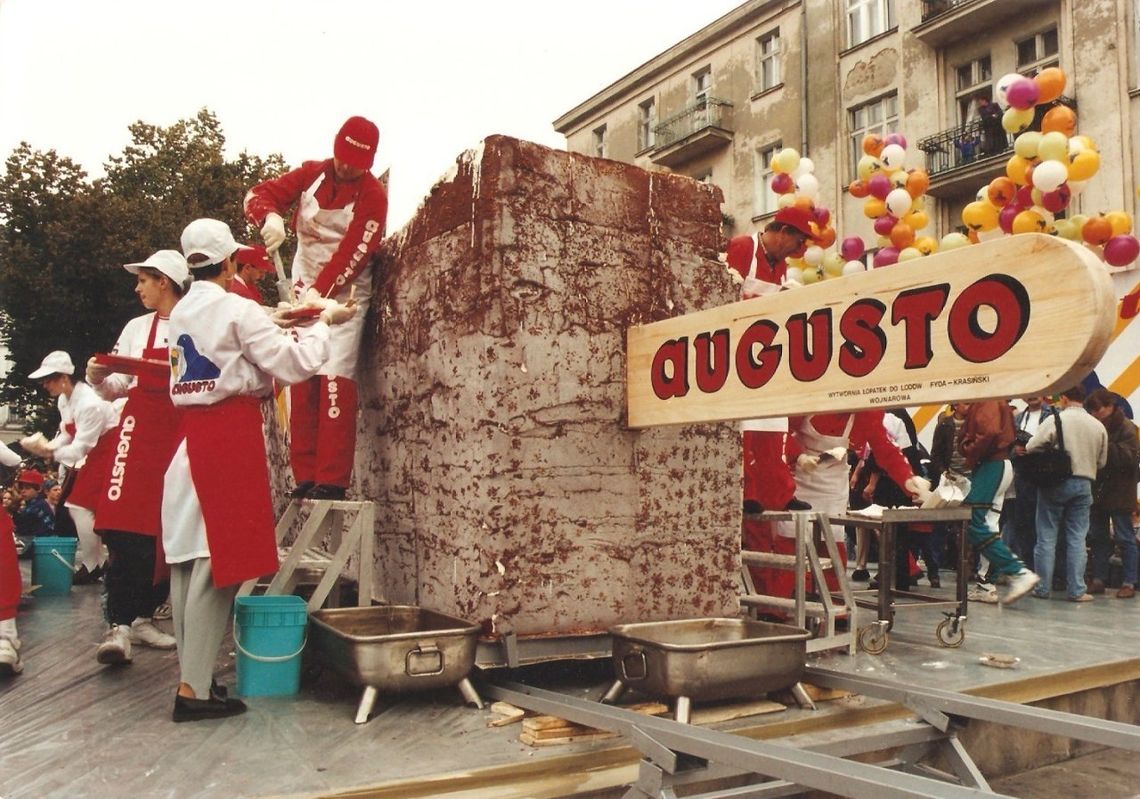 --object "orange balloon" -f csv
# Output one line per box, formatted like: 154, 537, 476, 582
905, 169, 930, 198
862, 134, 885, 157
1082, 216, 1114, 246
1034, 67, 1066, 104
863, 197, 886, 218
1012, 209, 1047, 235
890, 221, 916, 249
905, 210, 929, 230
793, 196, 815, 214
1106, 210, 1133, 236
987, 177, 1016, 207
1006, 155, 1032, 186
815, 226, 837, 249
1040, 105, 1076, 137
848, 179, 870, 199
967, 229, 980, 244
